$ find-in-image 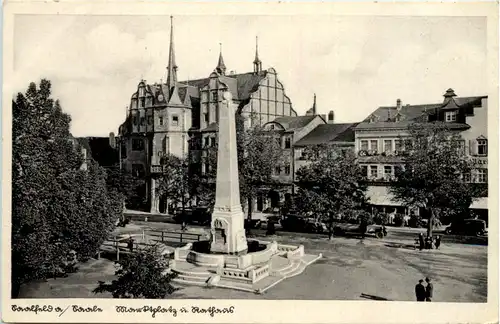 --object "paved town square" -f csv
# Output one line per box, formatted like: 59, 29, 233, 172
19, 228, 487, 302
